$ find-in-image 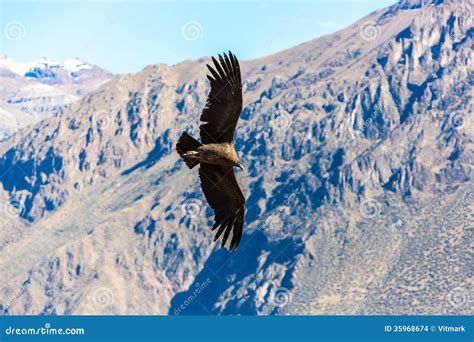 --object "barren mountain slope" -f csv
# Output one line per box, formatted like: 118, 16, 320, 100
0, 0, 472, 315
